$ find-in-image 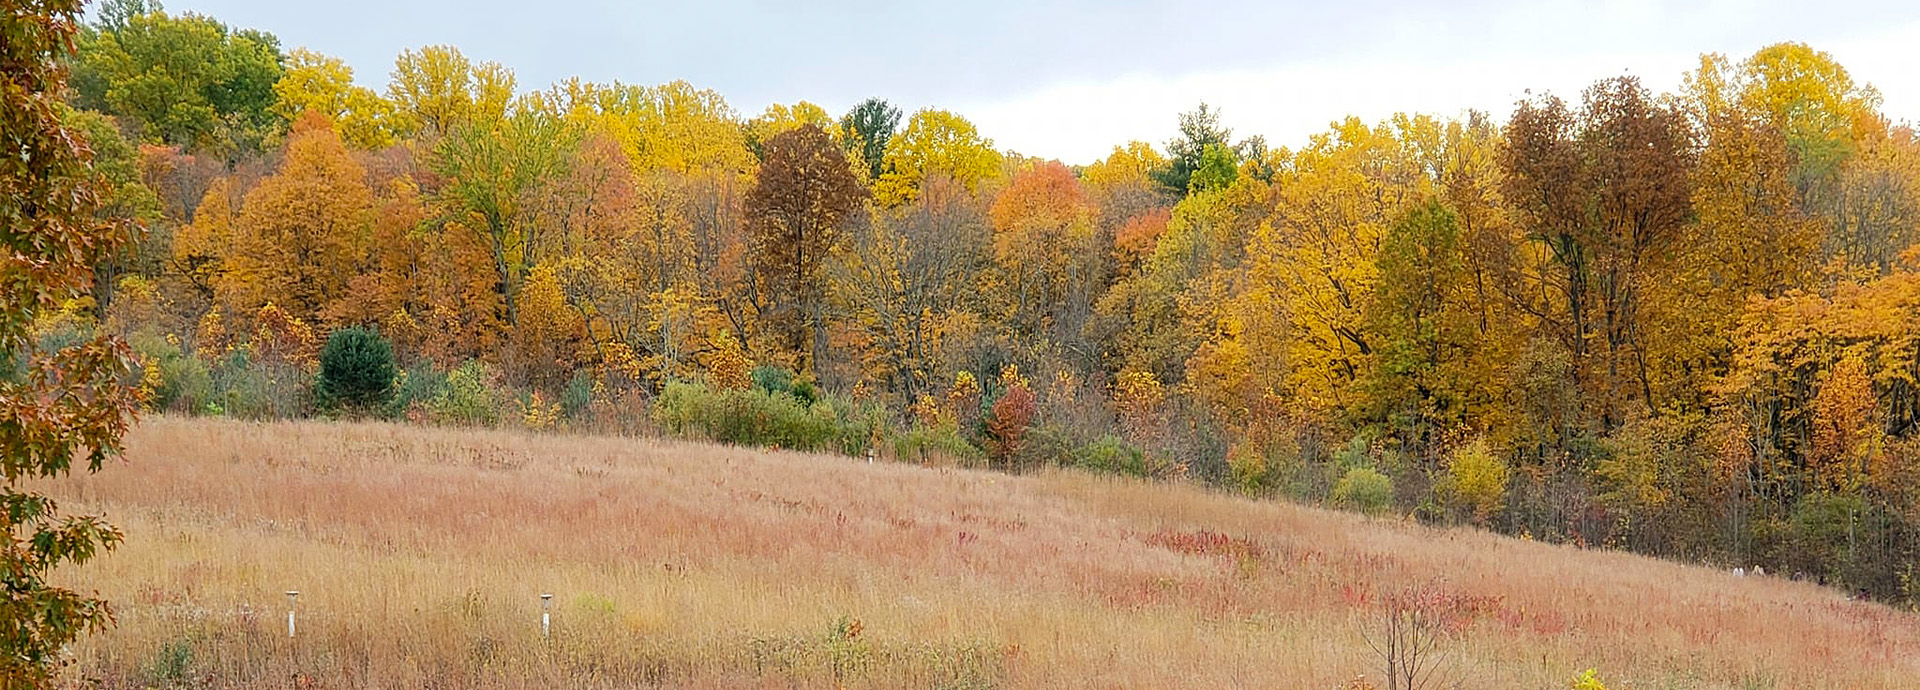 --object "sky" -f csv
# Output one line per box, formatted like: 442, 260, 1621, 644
160, 0, 1920, 165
